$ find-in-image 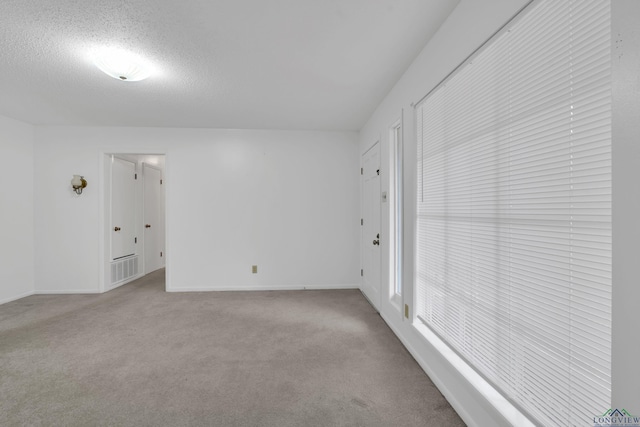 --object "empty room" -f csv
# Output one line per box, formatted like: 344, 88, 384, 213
1, 0, 638, 426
